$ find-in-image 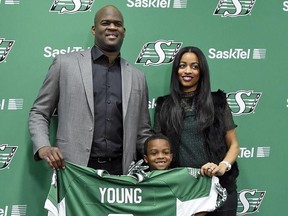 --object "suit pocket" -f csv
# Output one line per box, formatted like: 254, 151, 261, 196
56, 138, 68, 145
131, 89, 141, 94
